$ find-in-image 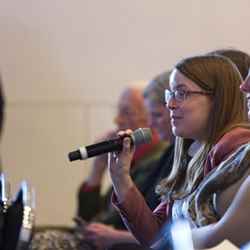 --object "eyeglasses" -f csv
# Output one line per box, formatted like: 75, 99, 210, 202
165, 89, 212, 103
